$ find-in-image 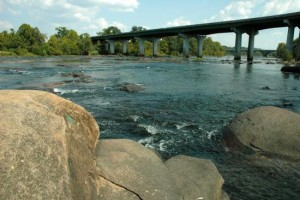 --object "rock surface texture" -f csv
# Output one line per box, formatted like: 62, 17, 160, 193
165, 155, 226, 200
0, 90, 100, 200
95, 139, 229, 200
0, 90, 228, 200
223, 106, 300, 160
95, 139, 182, 199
